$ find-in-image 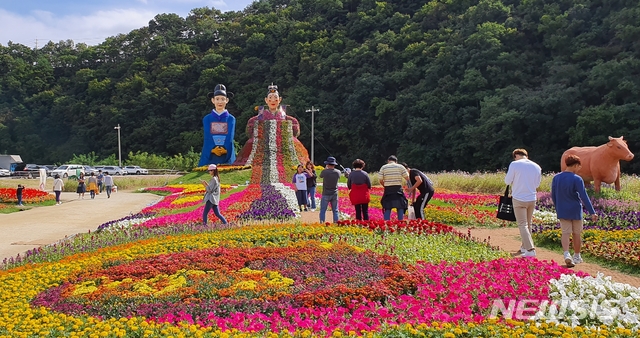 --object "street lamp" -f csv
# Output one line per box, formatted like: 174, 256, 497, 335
114, 124, 122, 167
305, 106, 319, 164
